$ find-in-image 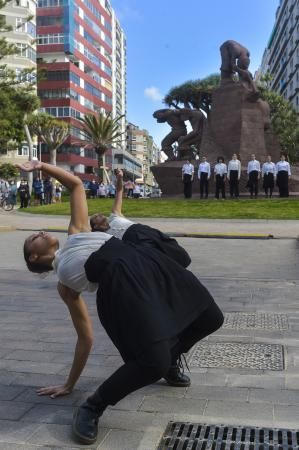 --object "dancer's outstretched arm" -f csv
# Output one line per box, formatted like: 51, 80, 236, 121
112, 169, 124, 216
16, 161, 89, 235
37, 282, 93, 398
